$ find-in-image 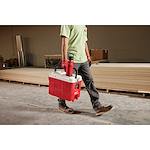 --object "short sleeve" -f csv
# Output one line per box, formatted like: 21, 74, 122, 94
84, 26, 88, 41
60, 25, 71, 39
